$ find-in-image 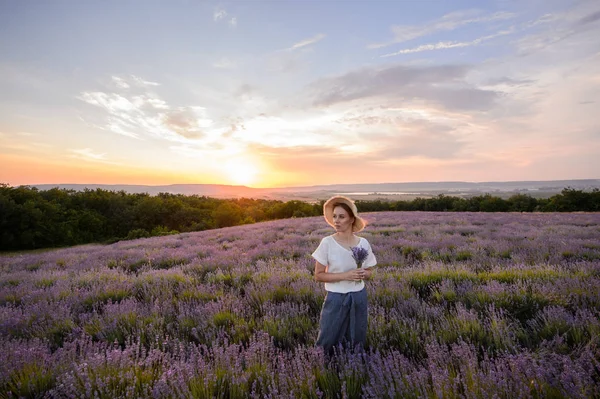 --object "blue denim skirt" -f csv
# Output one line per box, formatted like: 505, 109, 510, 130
316, 288, 368, 353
